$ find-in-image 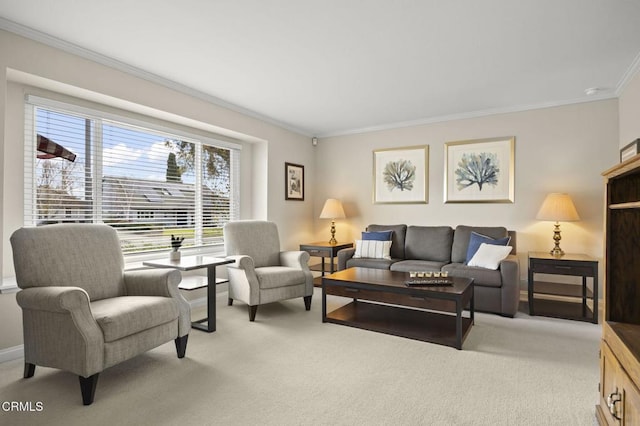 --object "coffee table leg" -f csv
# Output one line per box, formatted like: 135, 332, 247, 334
322, 281, 327, 322
456, 299, 462, 350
